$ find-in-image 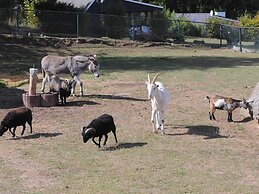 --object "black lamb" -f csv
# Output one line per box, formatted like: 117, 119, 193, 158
81, 114, 118, 148
0, 107, 32, 137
